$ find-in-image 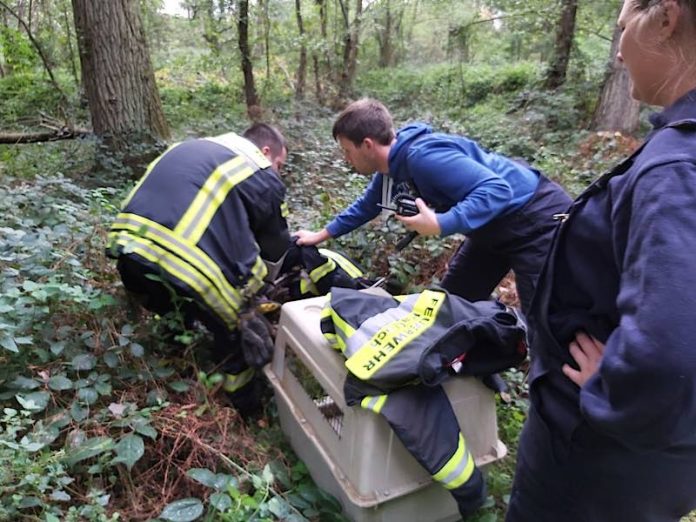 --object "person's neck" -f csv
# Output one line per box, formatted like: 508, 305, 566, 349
375, 138, 396, 174
660, 74, 696, 107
